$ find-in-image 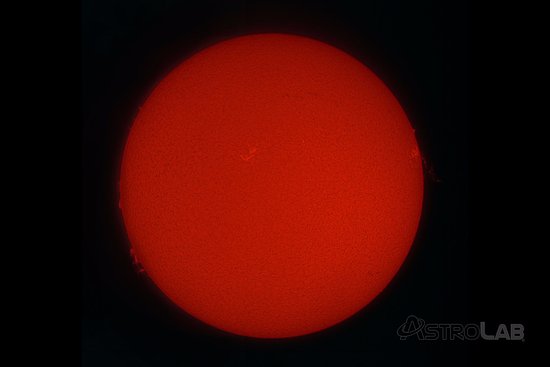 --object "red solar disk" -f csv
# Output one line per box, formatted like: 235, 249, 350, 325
120, 34, 423, 338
